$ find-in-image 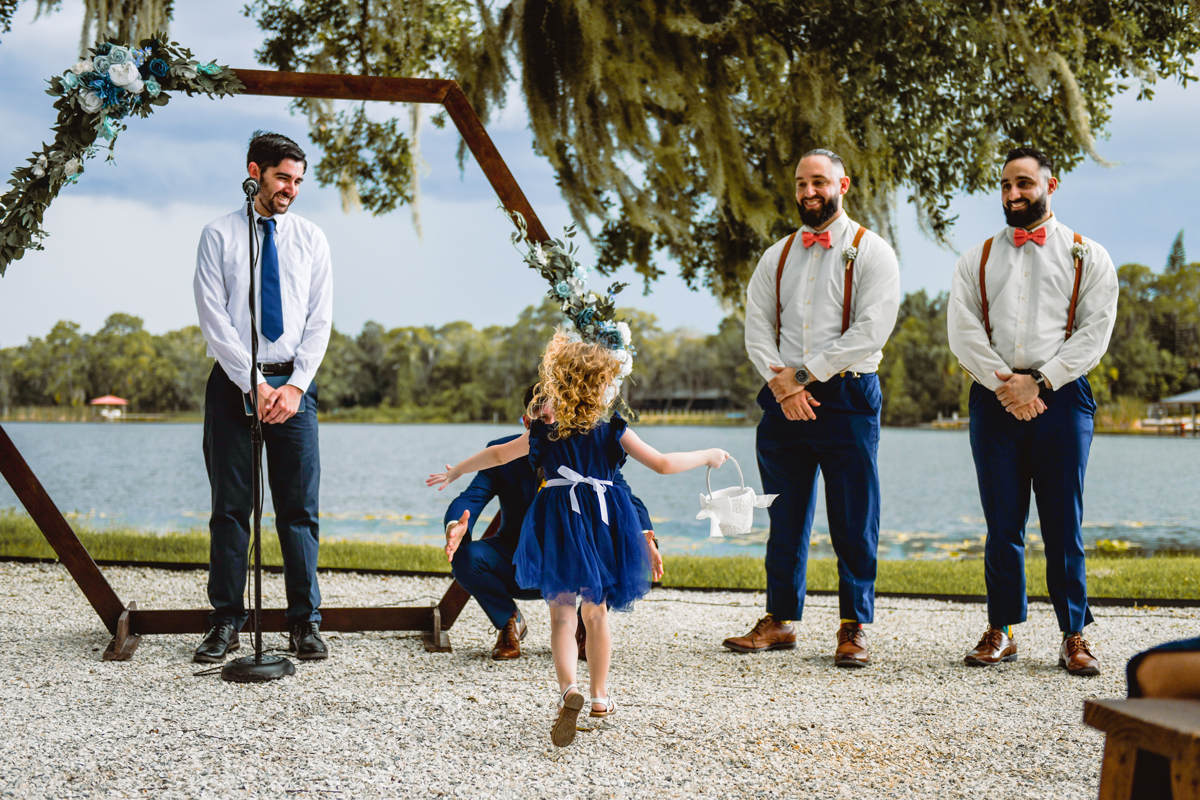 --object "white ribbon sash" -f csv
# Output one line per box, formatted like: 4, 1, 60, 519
543, 465, 615, 526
